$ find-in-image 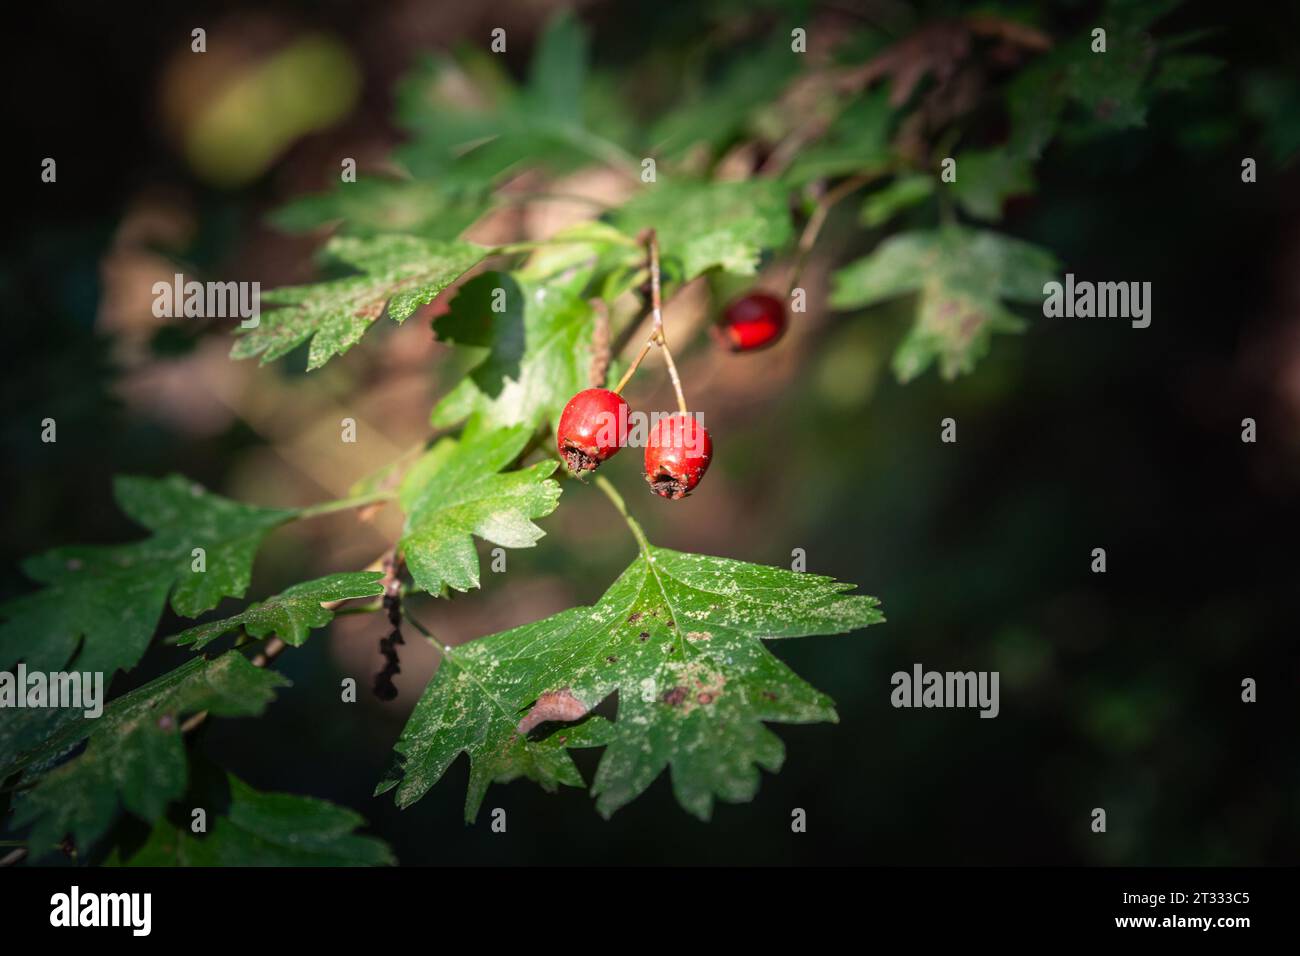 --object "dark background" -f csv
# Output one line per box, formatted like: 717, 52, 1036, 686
2, 0, 1297, 865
